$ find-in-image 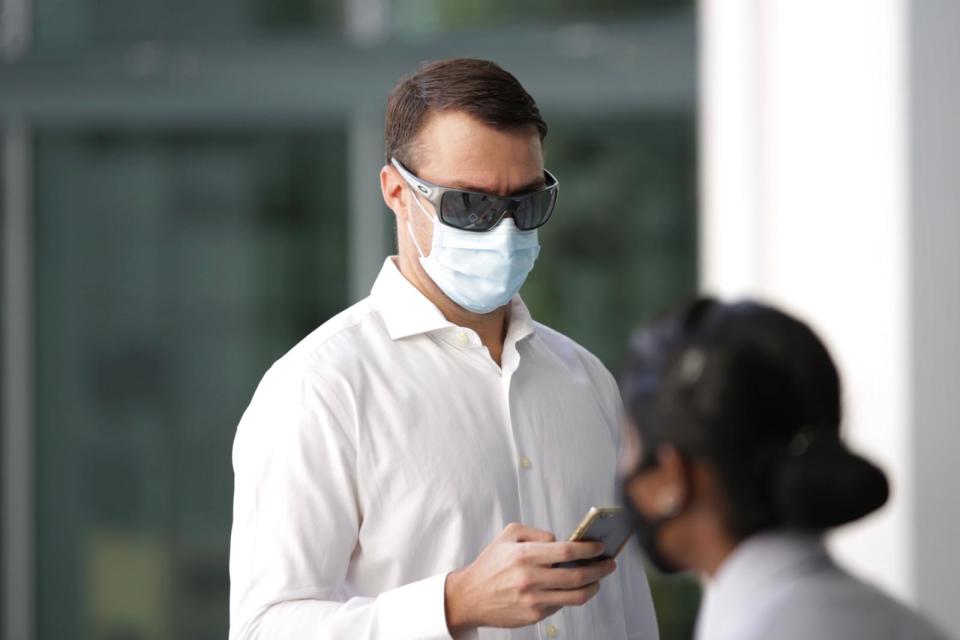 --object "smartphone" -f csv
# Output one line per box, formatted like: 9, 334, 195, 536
554, 506, 633, 569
